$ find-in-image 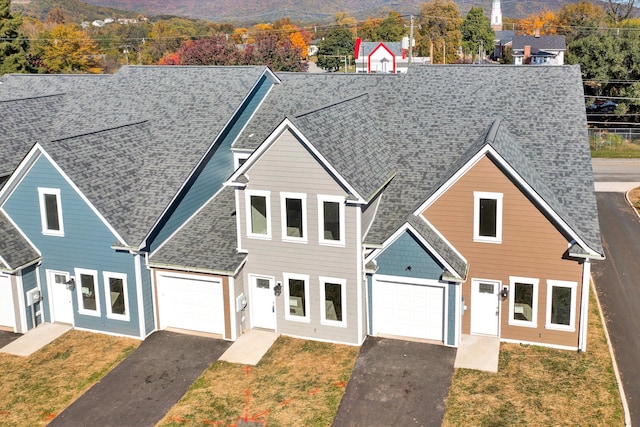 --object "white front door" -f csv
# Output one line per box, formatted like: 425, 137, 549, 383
471, 279, 500, 336
48, 271, 74, 324
250, 275, 276, 330
0, 275, 15, 329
